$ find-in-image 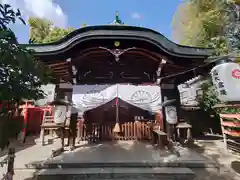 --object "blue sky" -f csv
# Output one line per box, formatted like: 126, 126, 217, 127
3, 0, 182, 43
